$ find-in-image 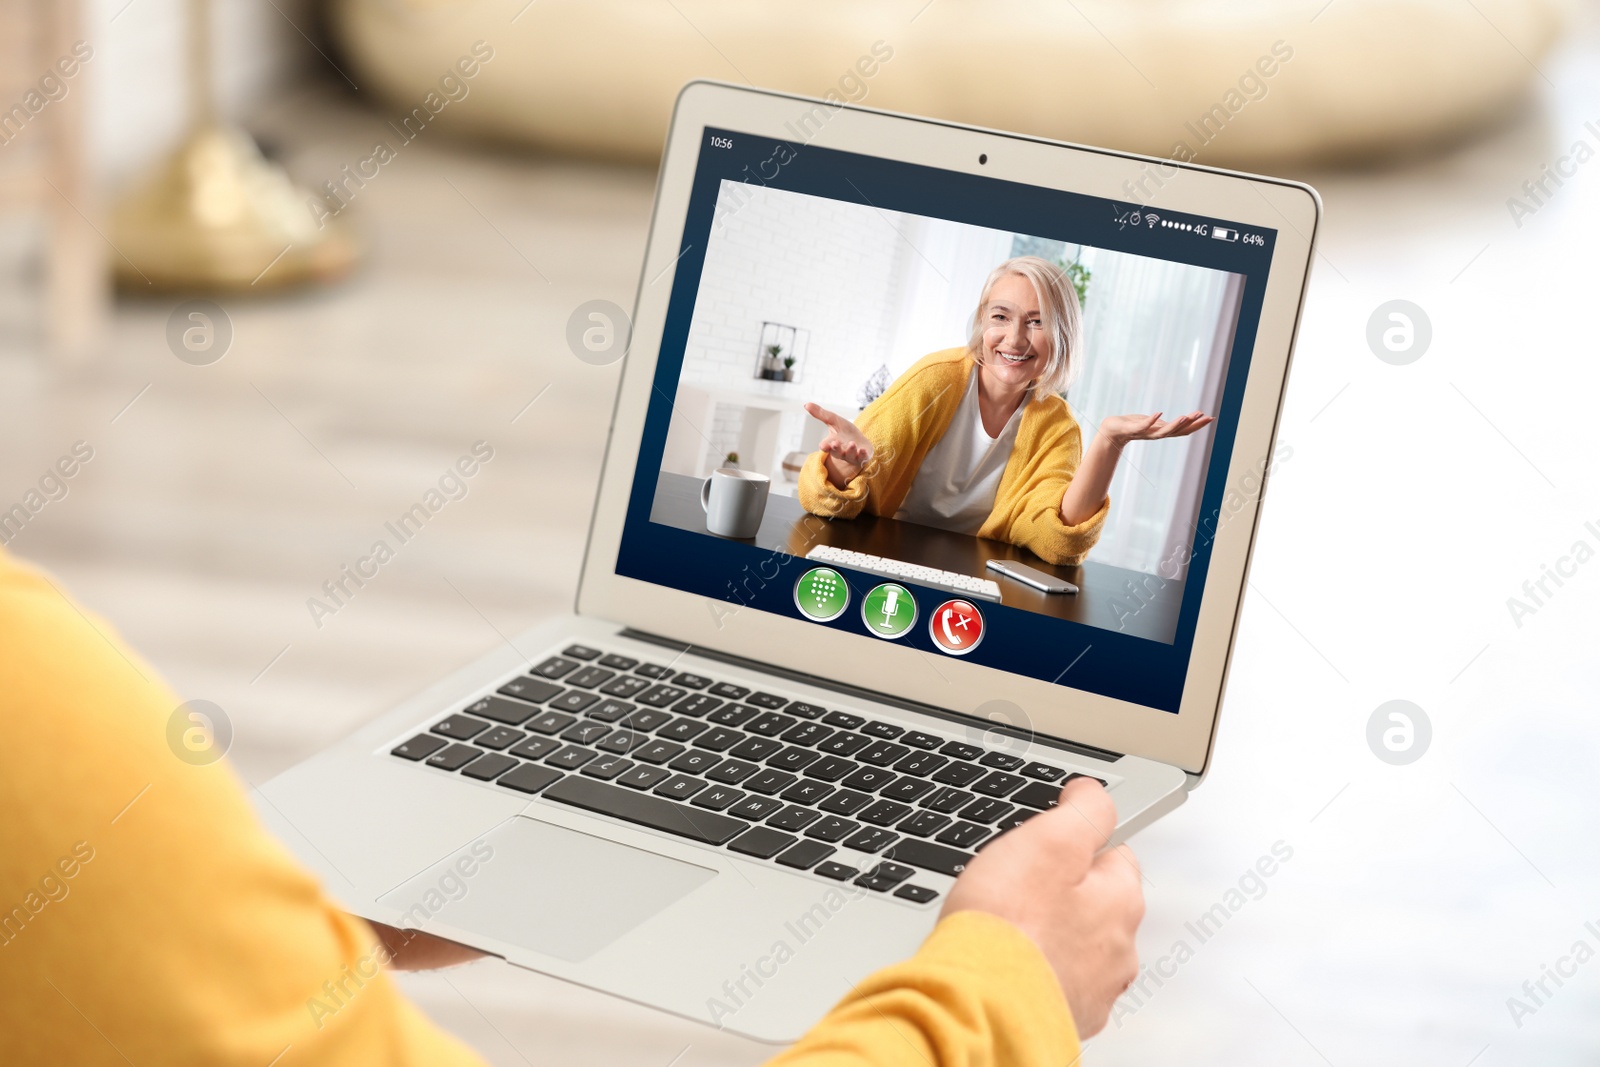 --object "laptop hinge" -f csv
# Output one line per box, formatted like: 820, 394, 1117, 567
618, 627, 1125, 764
